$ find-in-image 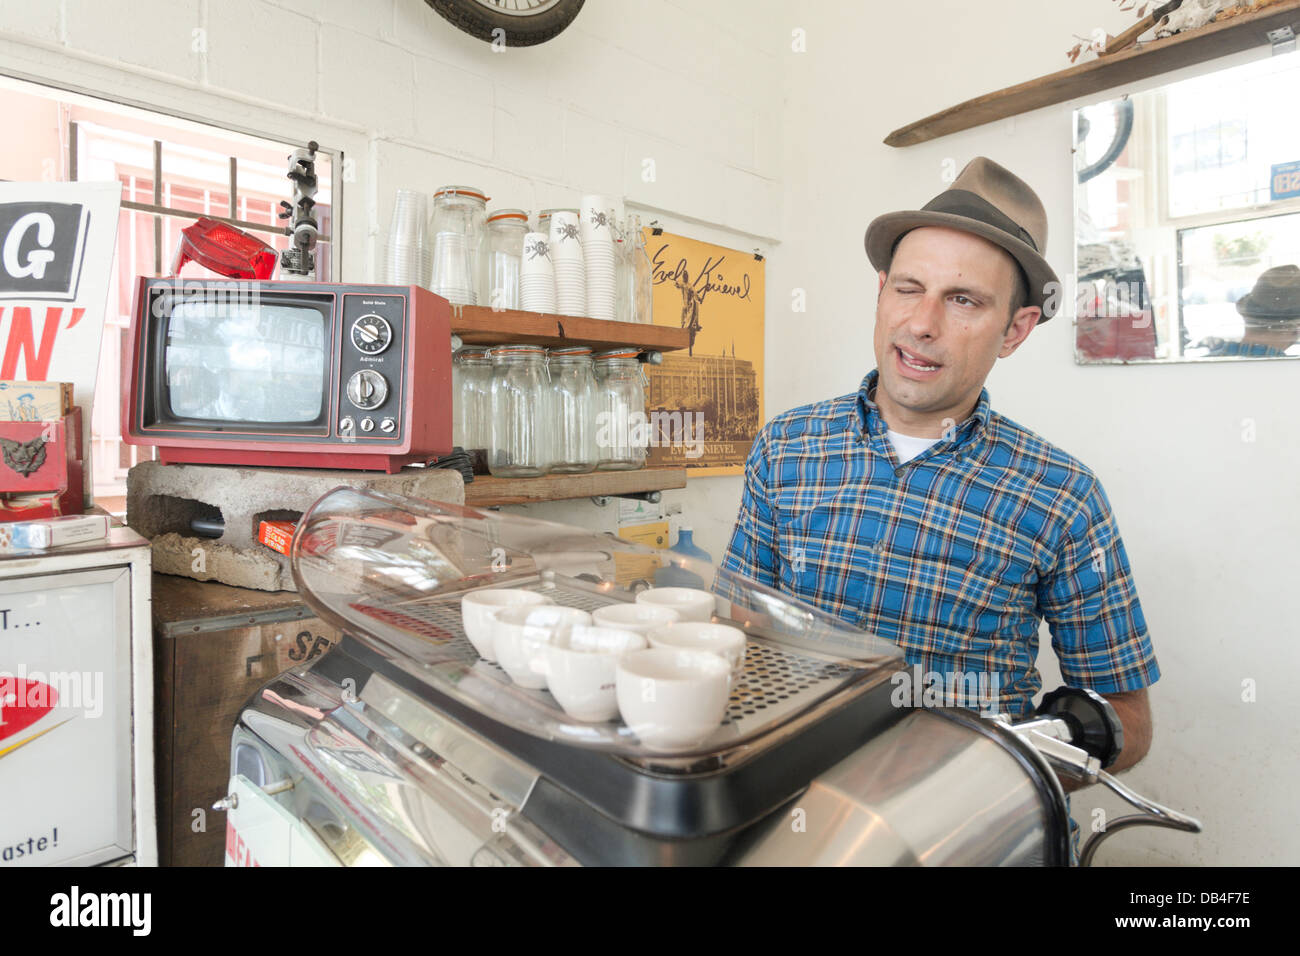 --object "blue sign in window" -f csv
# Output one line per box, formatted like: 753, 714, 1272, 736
1271, 161, 1300, 201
